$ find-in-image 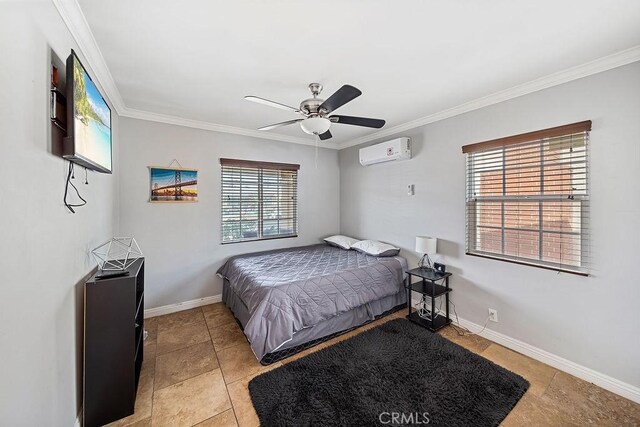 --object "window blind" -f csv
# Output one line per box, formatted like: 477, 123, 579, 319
220, 158, 299, 243
463, 121, 591, 275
